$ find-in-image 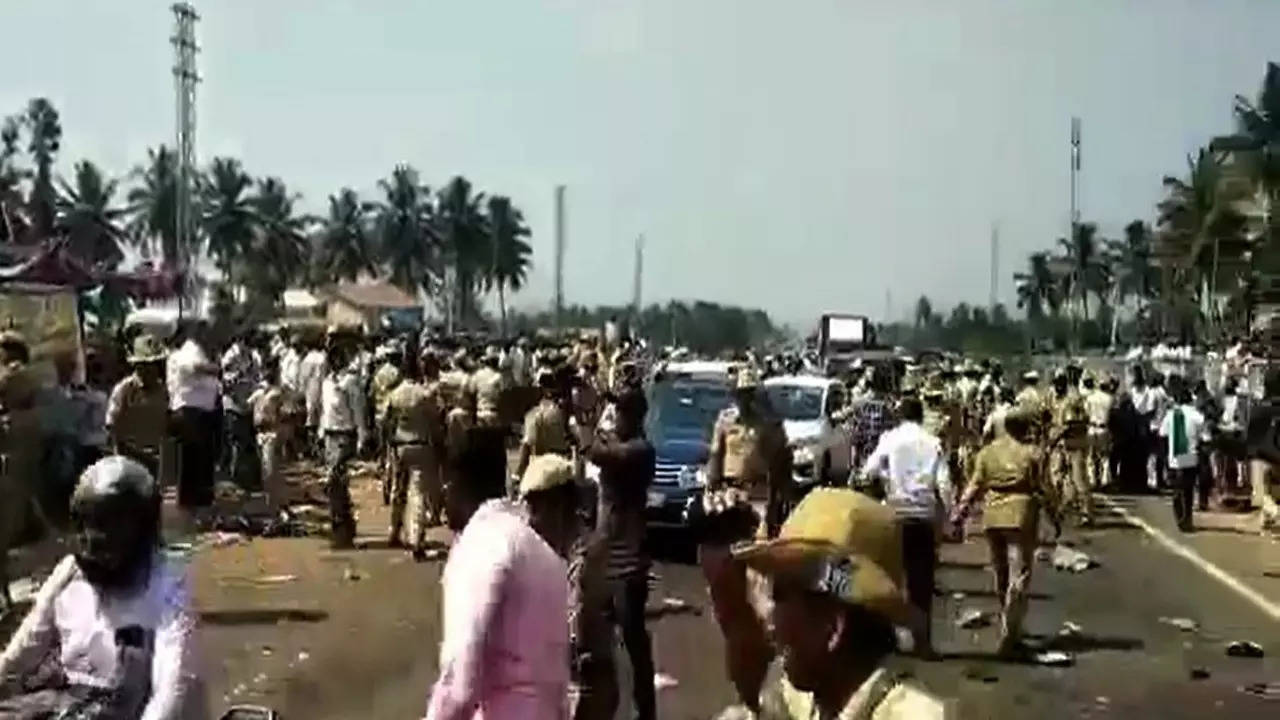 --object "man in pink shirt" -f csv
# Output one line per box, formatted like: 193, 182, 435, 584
425, 454, 580, 720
